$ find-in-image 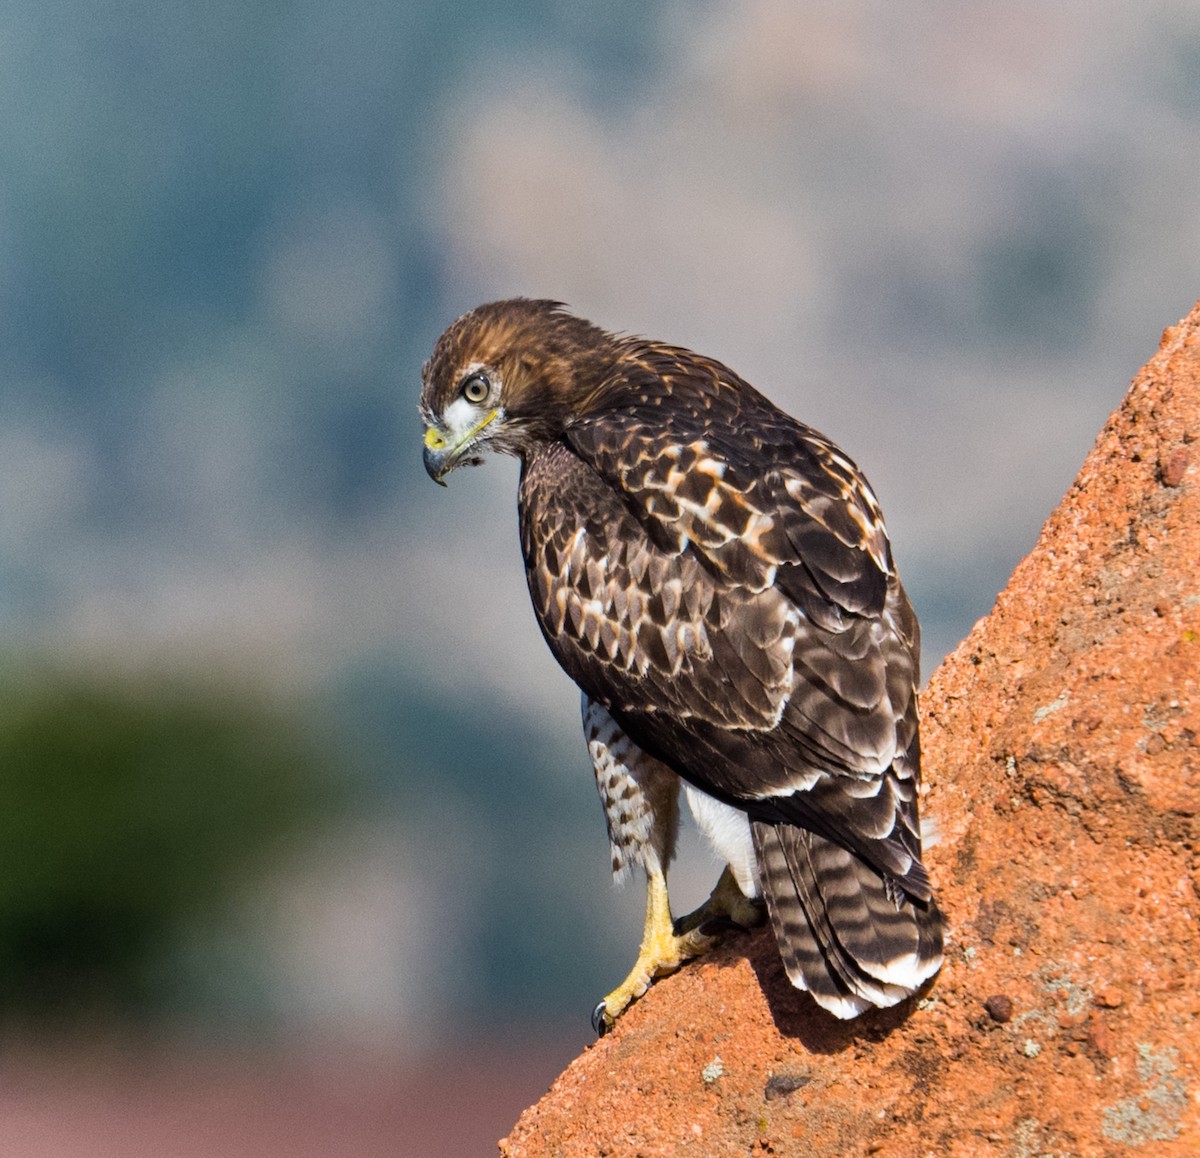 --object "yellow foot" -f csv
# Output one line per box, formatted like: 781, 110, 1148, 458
592, 866, 765, 1035
674, 865, 766, 937
591, 912, 714, 1034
